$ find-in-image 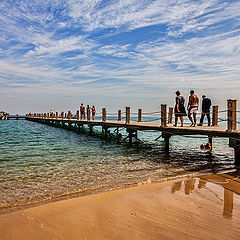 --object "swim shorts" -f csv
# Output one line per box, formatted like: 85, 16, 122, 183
189, 106, 198, 114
